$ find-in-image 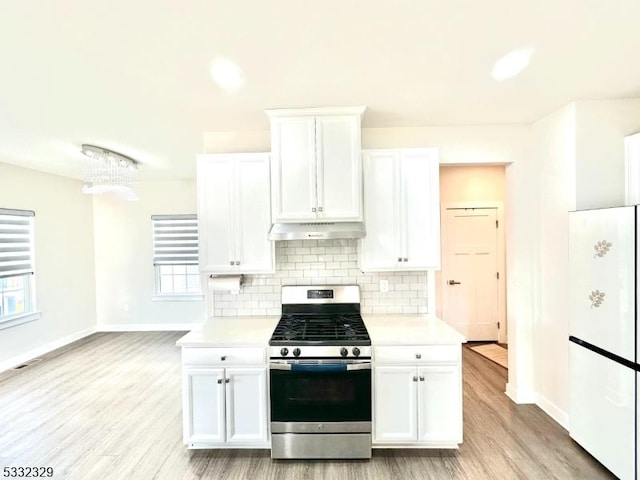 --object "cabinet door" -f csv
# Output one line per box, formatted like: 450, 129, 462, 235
359, 151, 402, 271
270, 117, 317, 222
417, 366, 462, 443
401, 149, 441, 270
373, 366, 417, 443
316, 115, 362, 221
235, 155, 274, 273
197, 156, 236, 272
183, 367, 225, 444
225, 367, 269, 444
